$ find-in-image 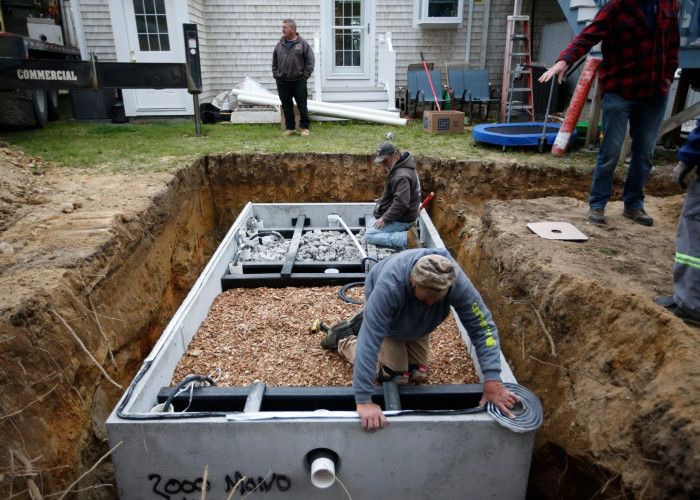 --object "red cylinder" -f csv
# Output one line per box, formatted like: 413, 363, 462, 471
551, 57, 601, 156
